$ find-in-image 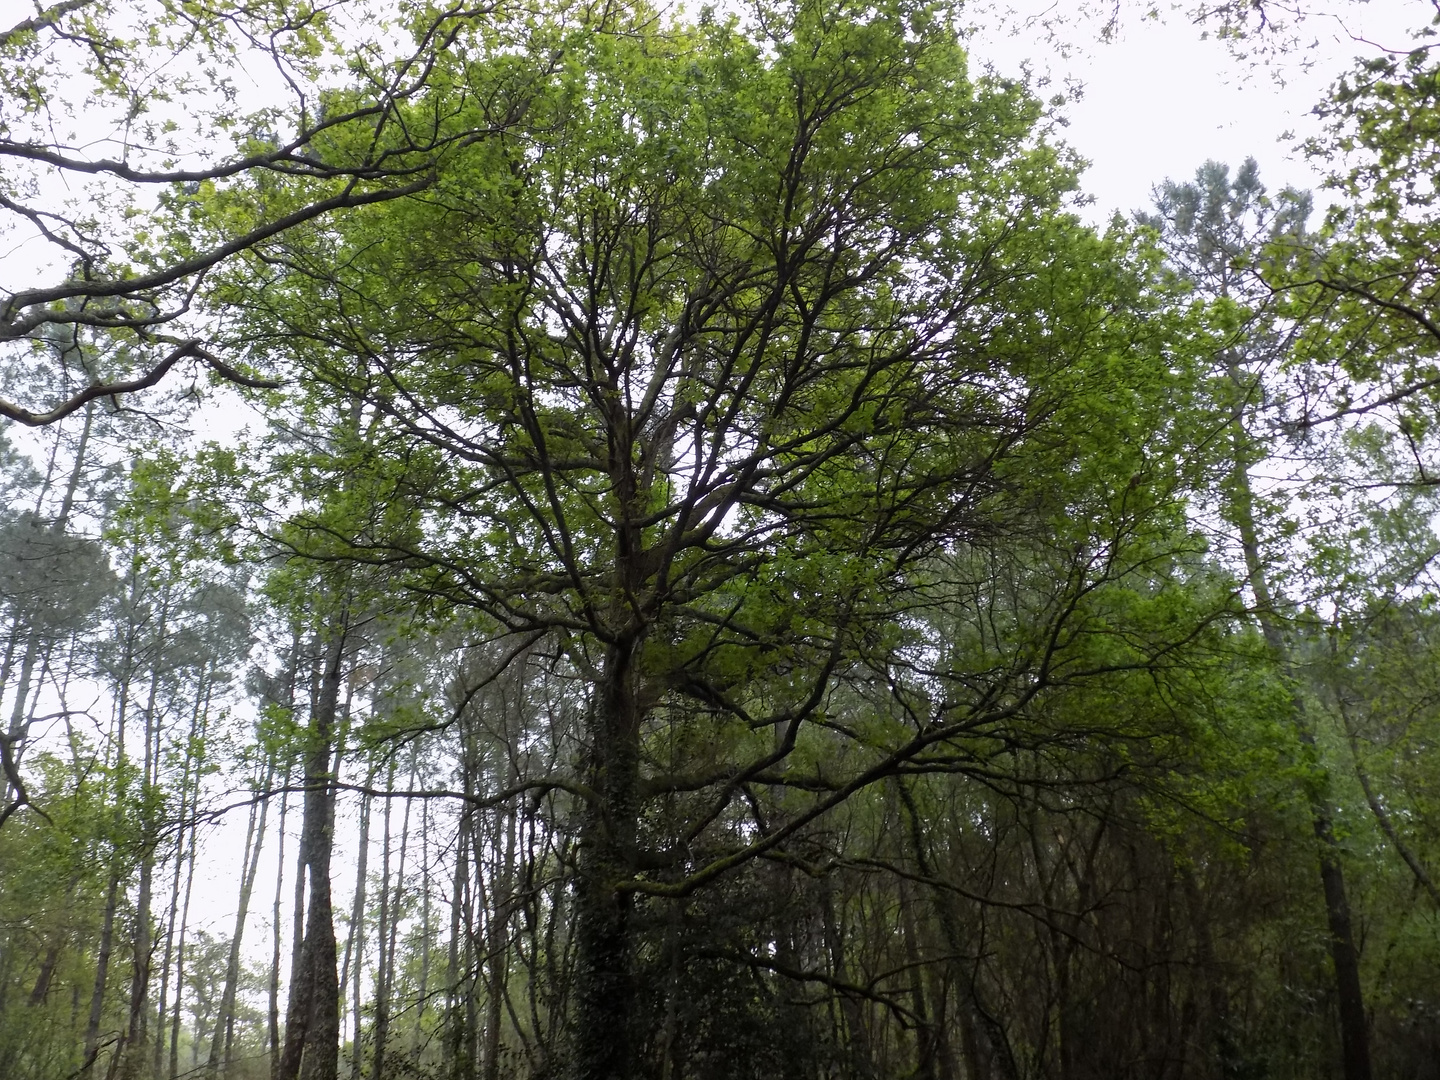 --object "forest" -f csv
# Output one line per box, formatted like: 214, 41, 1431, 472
0, 1, 1438, 1079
